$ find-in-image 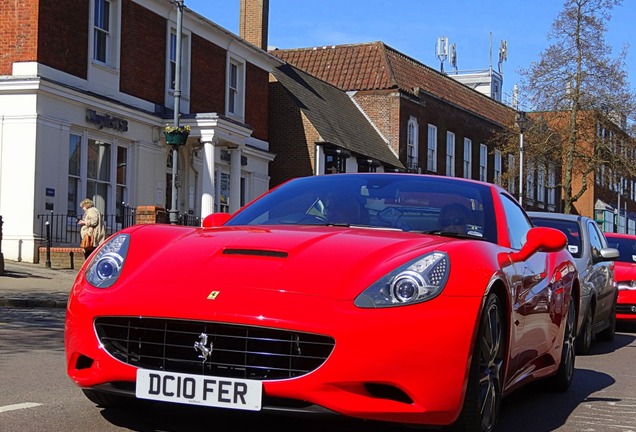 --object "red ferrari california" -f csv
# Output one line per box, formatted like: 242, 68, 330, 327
603, 232, 636, 324
65, 173, 578, 432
